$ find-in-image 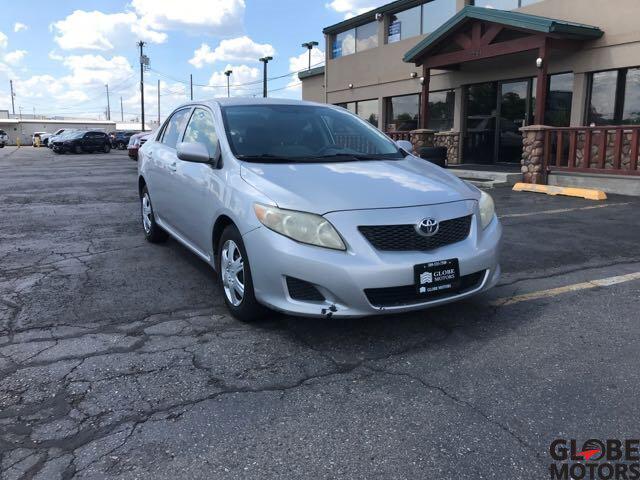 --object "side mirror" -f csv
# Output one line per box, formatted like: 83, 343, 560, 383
177, 141, 221, 165
395, 139, 413, 154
